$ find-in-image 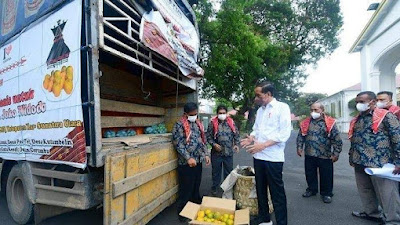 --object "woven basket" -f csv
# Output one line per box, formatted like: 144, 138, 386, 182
233, 174, 274, 215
